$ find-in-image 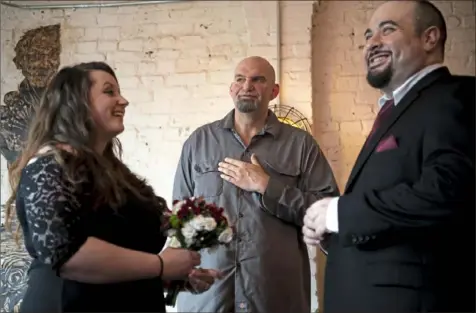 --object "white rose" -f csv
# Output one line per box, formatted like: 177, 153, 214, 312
203, 217, 217, 231
218, 227, 233, 244
182, 222, 197, 240
185, 237, 194, 248
189, 215, 207, 231
189, 216, 217, 232
167, 236, 182, 248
